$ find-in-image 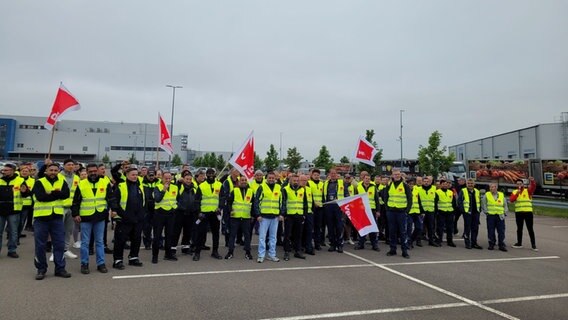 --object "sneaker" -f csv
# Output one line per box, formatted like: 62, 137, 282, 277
266, 256, 280, 262
152, 256, 158, 264
336, 247, 343, 253
113, 261, 125, 270
257, 257, 264, 263
294, 252, 306, 259
192, 253, 200, 261
354, 245, 364, 250
73, 241, 81, 249
531, 246, 539, 252
499, 247, 508, 252
415, 240, 423, 247
225, 252, 234, 260
54, 270, 72, 278
512, 243, 523, 249
447, 242, 456, 247
104, 247, 114, 254
97, 264, 108, 273
49, 254, 54, 262
488, 245, 495, 251
305, 250, 315, 255
244, 252, 253, 260
7, 252, 19, 258
129, 259, 144, 266
472, 244, 483, 250
81, 264, 90, 274
402, 252, 410, 259
164, 255, 178, 261
372, 245, 380, 252
386, 250, 397, 256
347, 239, 355, 245
64, 251, 78, 259
211, 251, 222, 260
327, 246, 336, 252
